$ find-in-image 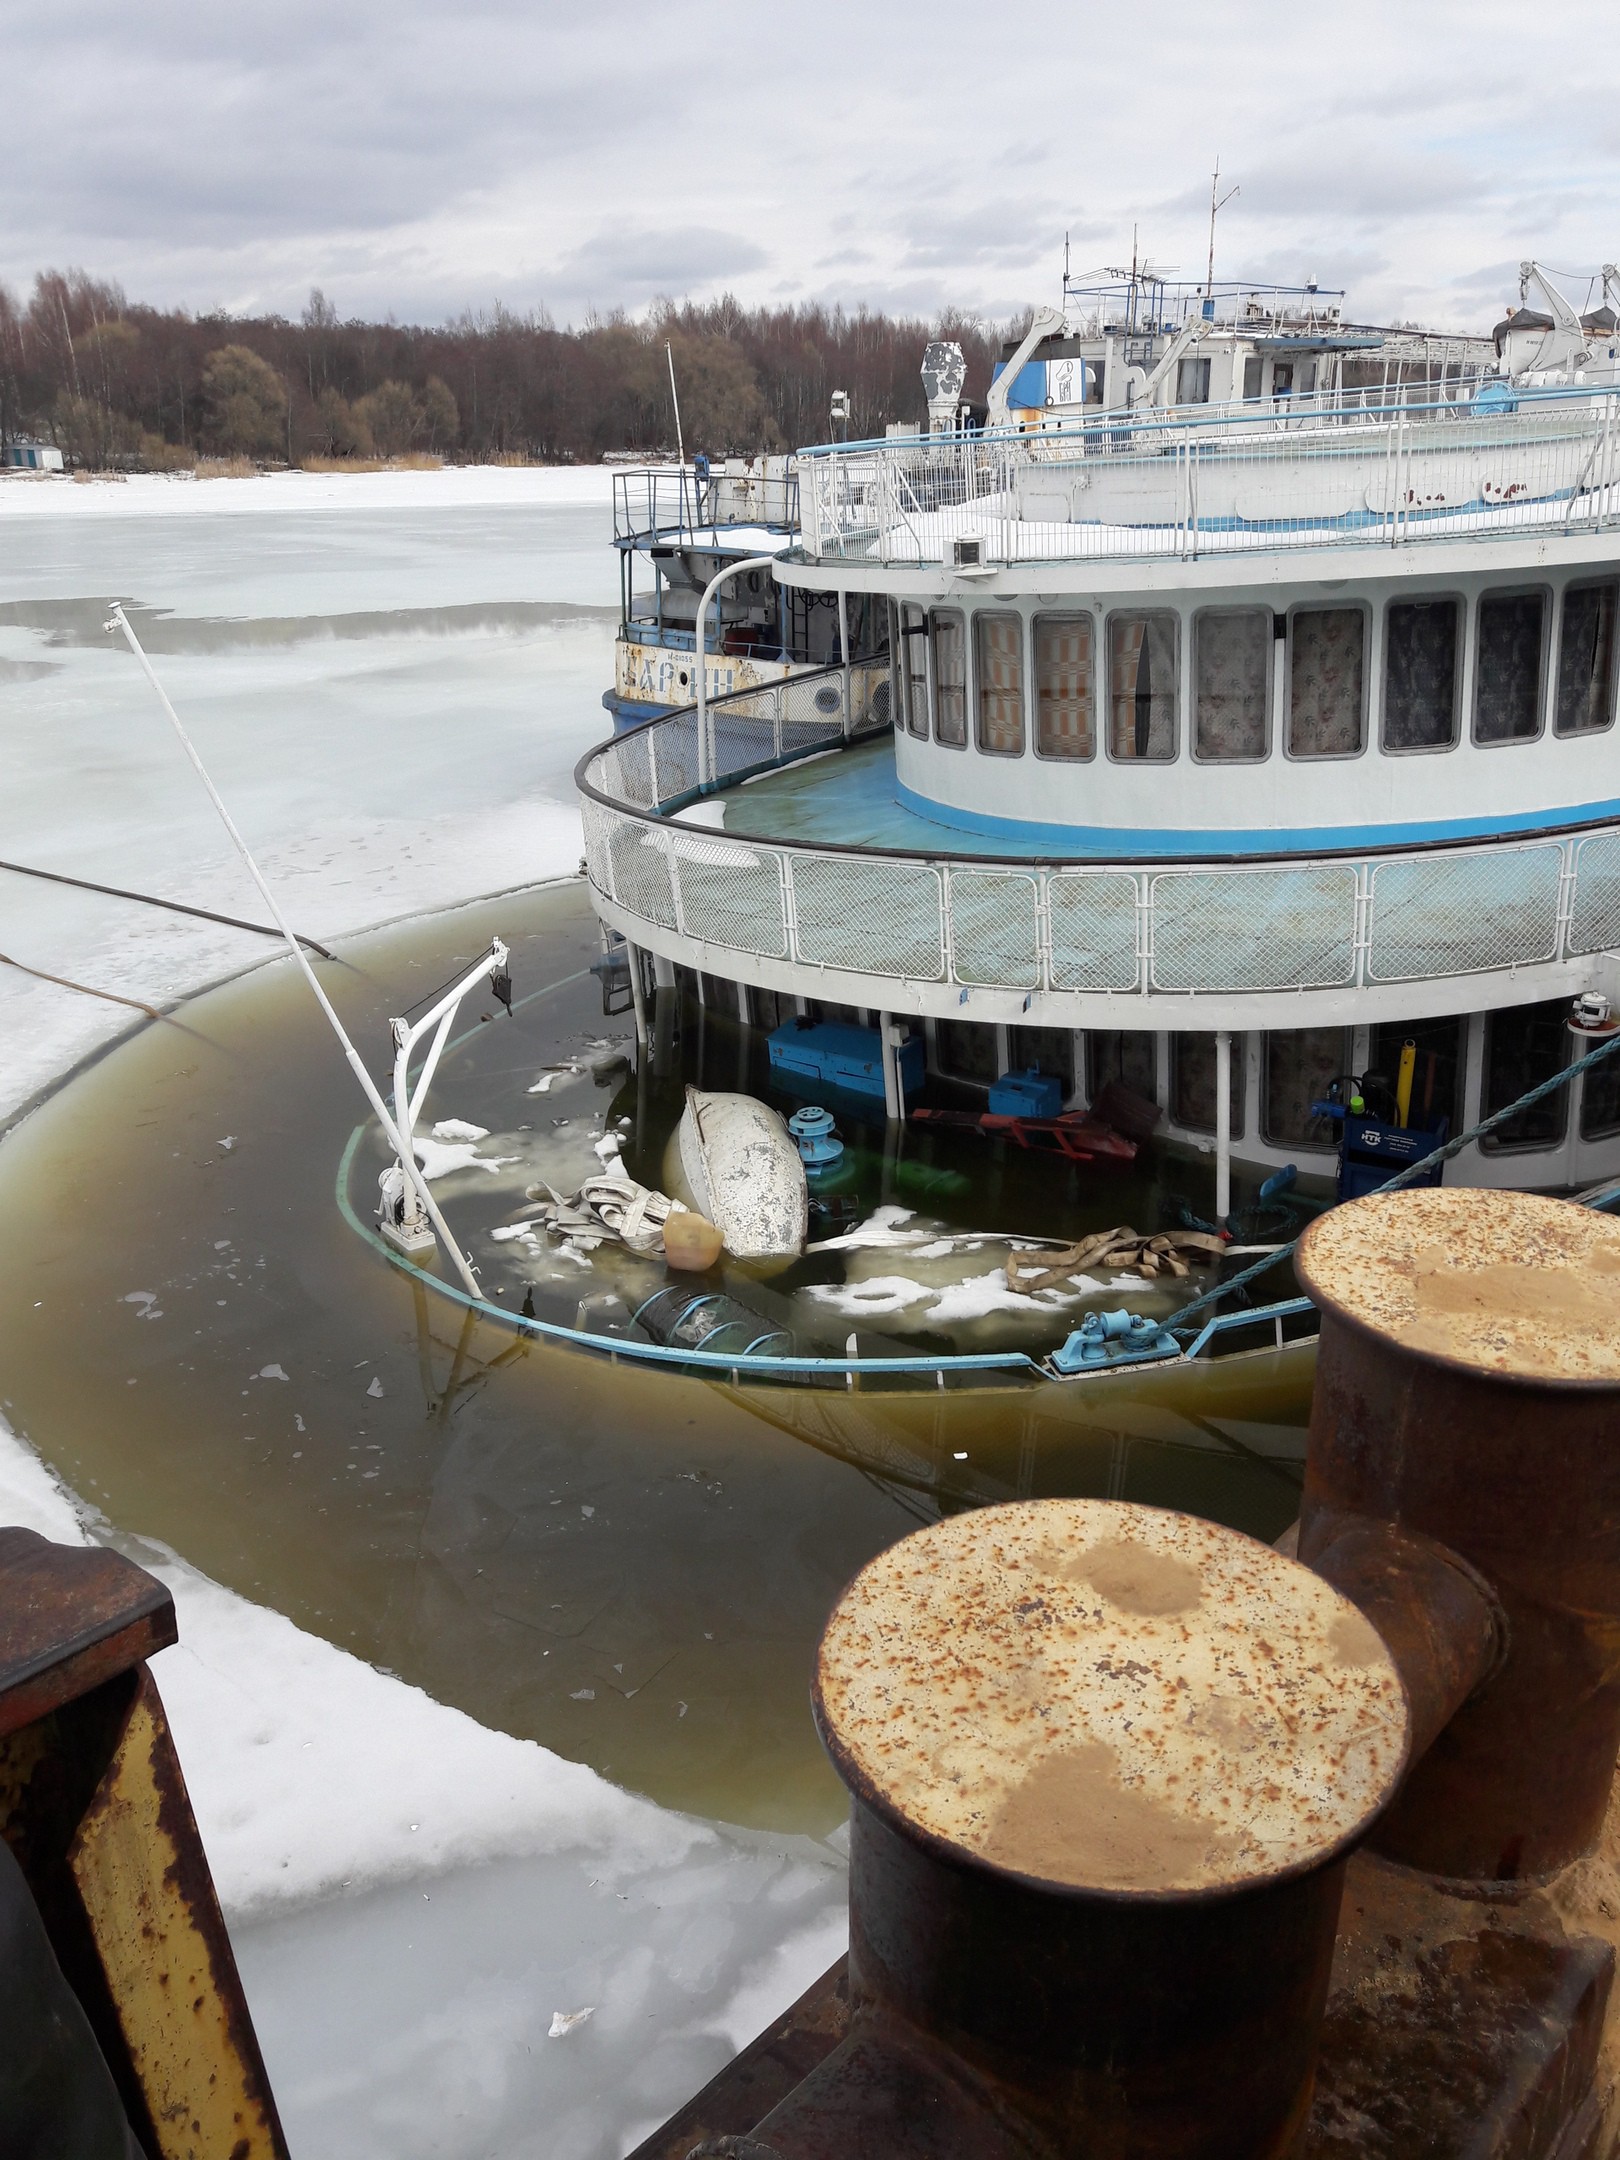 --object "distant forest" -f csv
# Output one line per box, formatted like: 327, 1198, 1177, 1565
0, 270, 1004, 470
